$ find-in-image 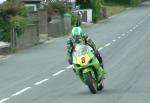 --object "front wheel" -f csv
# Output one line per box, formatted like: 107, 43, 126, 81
84, 72, 97, 94
97, 82, 104, 91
